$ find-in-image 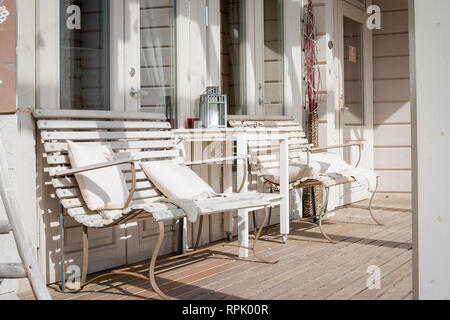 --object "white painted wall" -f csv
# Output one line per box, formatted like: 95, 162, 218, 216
373, 0, 411, 195
410, 0, 450, 300
0, 0, 37, 299
0, 116, 20, 299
